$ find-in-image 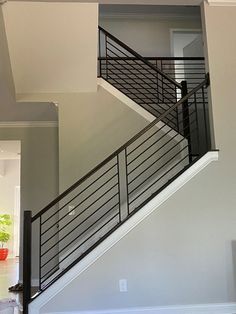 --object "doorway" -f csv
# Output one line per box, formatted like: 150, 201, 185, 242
171, 29, 203, 58
170, 29, 205, 103
170, 29, 203, 83
0, 141, 21, 264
